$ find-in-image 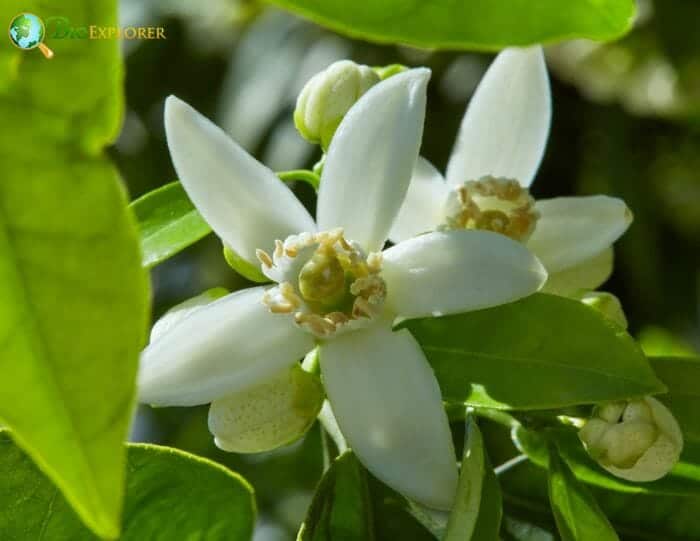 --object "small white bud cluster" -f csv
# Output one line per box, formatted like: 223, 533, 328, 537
578, 397, 683, 482
294, 60, 380, 149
